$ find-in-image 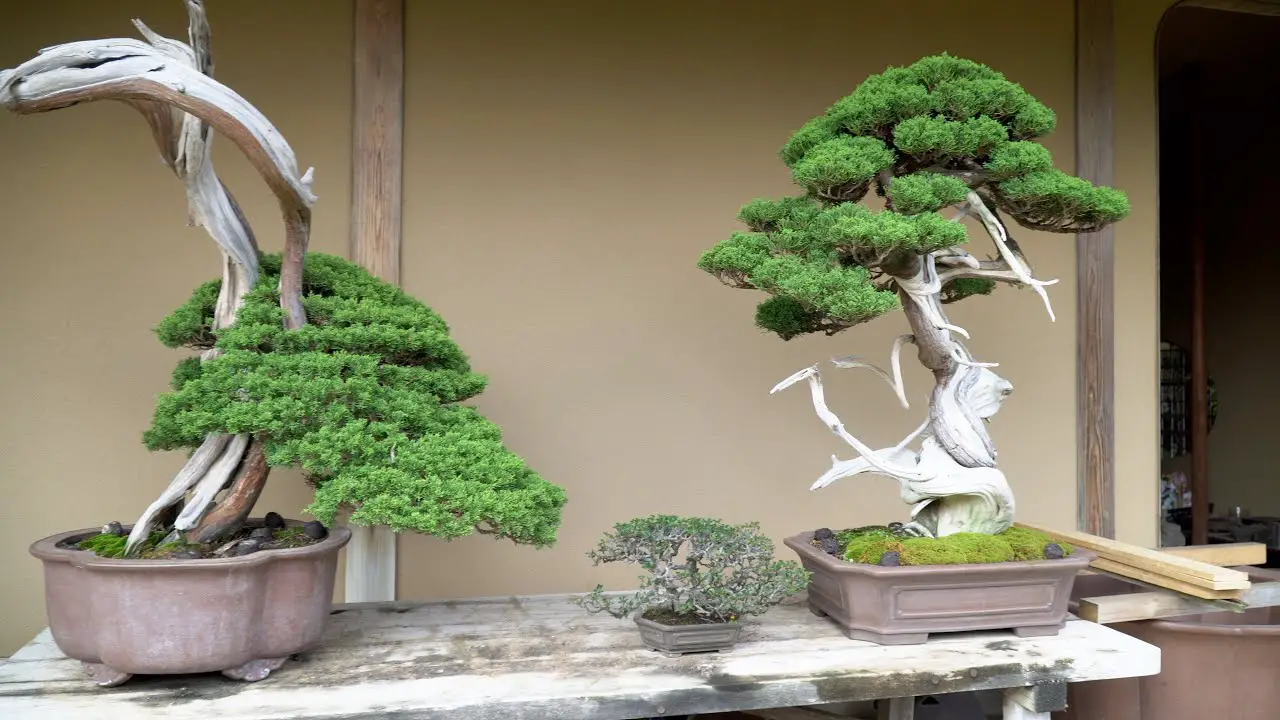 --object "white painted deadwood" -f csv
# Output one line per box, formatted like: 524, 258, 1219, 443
0, 594, 1162, 720
775, 192, 1060, 537
0, 1, 315, 551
